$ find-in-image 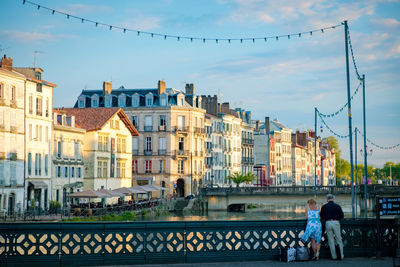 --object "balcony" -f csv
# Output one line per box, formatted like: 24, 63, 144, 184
242, 157, 254, 164
158, 149, 166, 156
173, 126, 189, 133
194, 127, 205, 134
132, 149, 138, 156
158, 125, 166, 132
10, 100, 17, 108
174, 150, 189, 157
144, 150, 152, 156
144, 126, 153, 132
9, 153, 18, 161
10, 126, 17, 133
242, 138, 254, 145
10, 180, 17, 186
